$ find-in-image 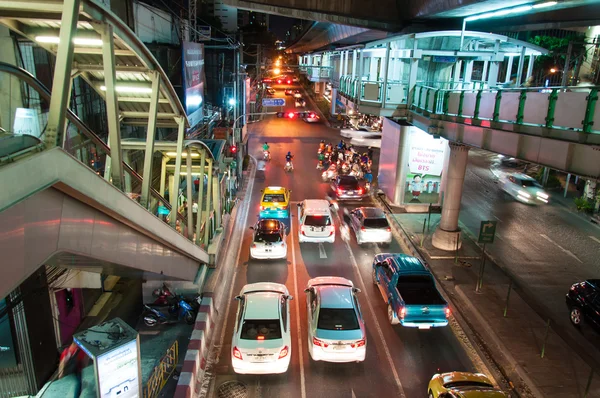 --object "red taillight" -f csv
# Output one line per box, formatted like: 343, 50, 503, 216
386, 227, 391, 232
257, 335, 265, 340
309, 113, 315, 118
287, 80, 291, 84
445, 308, 451, 318
400, 307, 406, 319
351, 339, 366, 348
329, 229, 334, 236
278, 346, 289, 359
287, 112, 295, 118
277, 79, 282, 84
233, 346, 243, 360
260, 205, 264, 210
358, 188, 364, 194
337, 188, 343, 195
361, 227, 366, 232
251, 244, 256, 248
300, 225, 306, 236
312, 337, 328, 348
